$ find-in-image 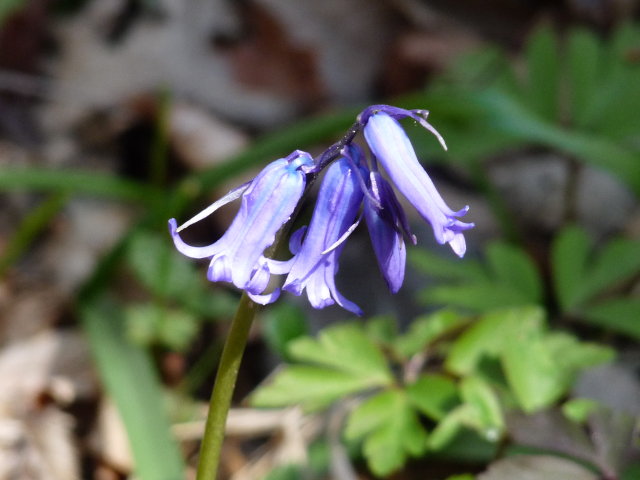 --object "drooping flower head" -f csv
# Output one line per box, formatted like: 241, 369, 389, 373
169, 150, 314, 304
283, 148, 365, 315
169, 105, 474, 314
359, 105, 474, 257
